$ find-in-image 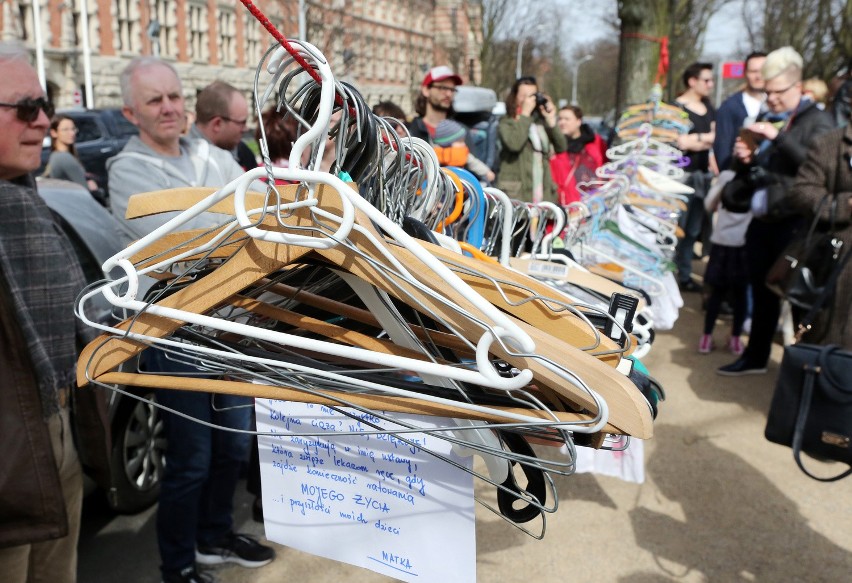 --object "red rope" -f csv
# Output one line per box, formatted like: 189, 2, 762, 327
622, 32, 669, 85
239, 0, 416, 166
239, 0, 356, 112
